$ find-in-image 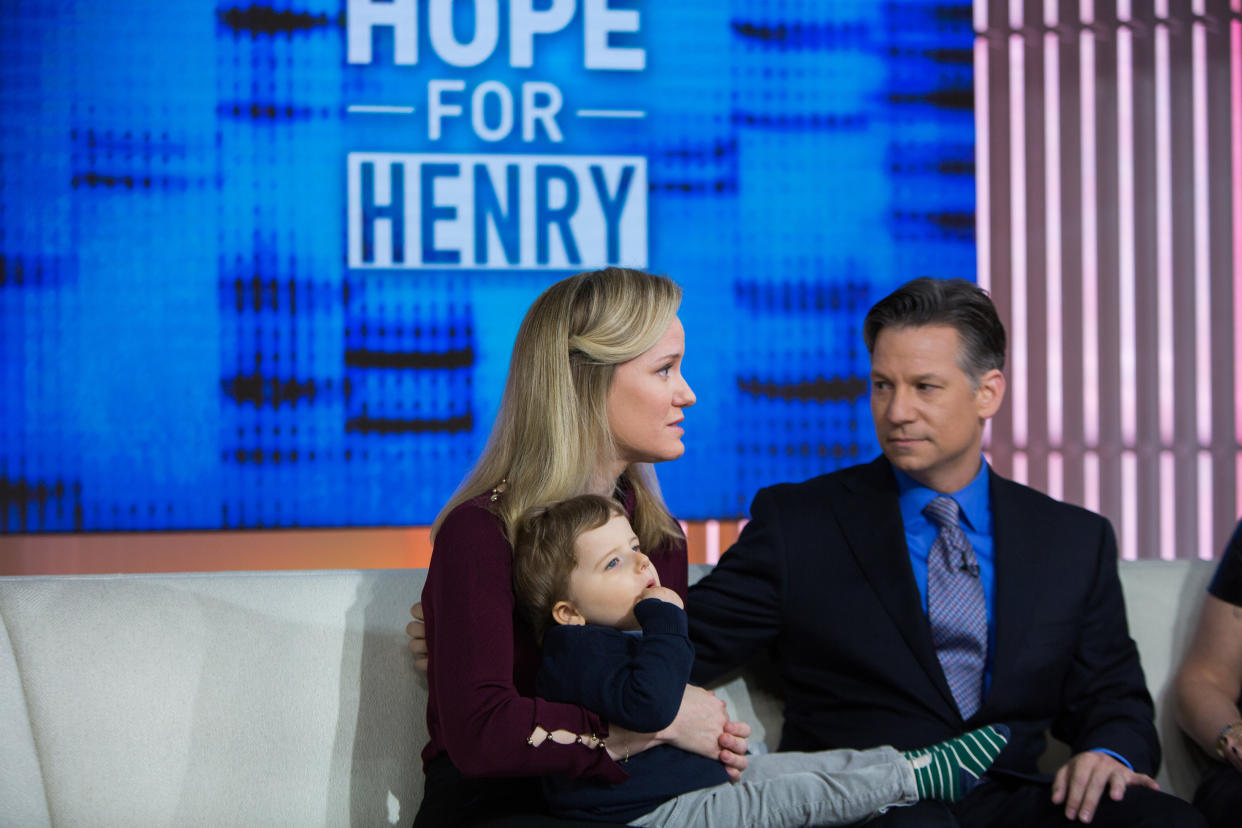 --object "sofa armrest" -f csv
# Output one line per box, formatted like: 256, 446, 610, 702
0, 601, 52, 827
0, 570, 429, 827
